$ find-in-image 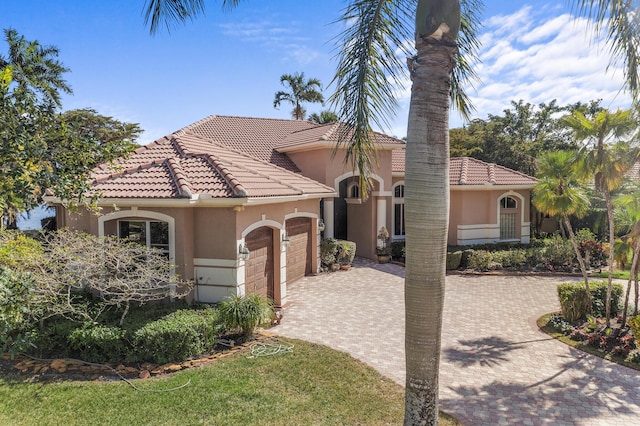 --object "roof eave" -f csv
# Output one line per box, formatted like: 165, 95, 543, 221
451, 184, 536, 191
